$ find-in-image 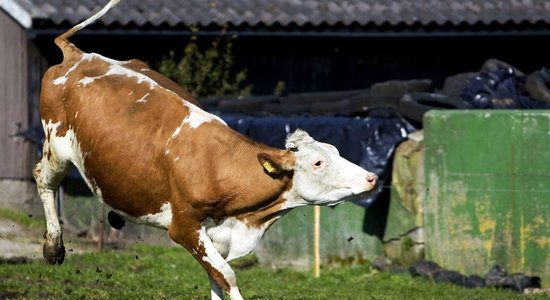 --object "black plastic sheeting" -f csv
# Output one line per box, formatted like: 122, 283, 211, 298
410, 259, 541, 292
222, 109, 416, 207
461, 65, 550, 109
